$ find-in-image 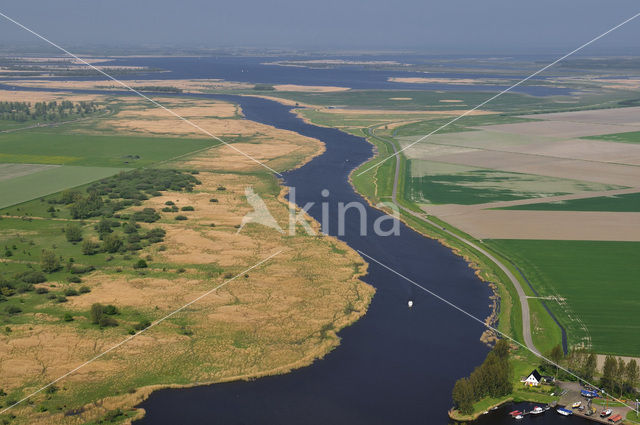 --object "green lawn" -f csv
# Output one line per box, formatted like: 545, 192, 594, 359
0, 165, 125, 209
499, 192, 640, 212
0, 131, 215, 167
583, 130, 640, 144
484, 239, 640, 356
